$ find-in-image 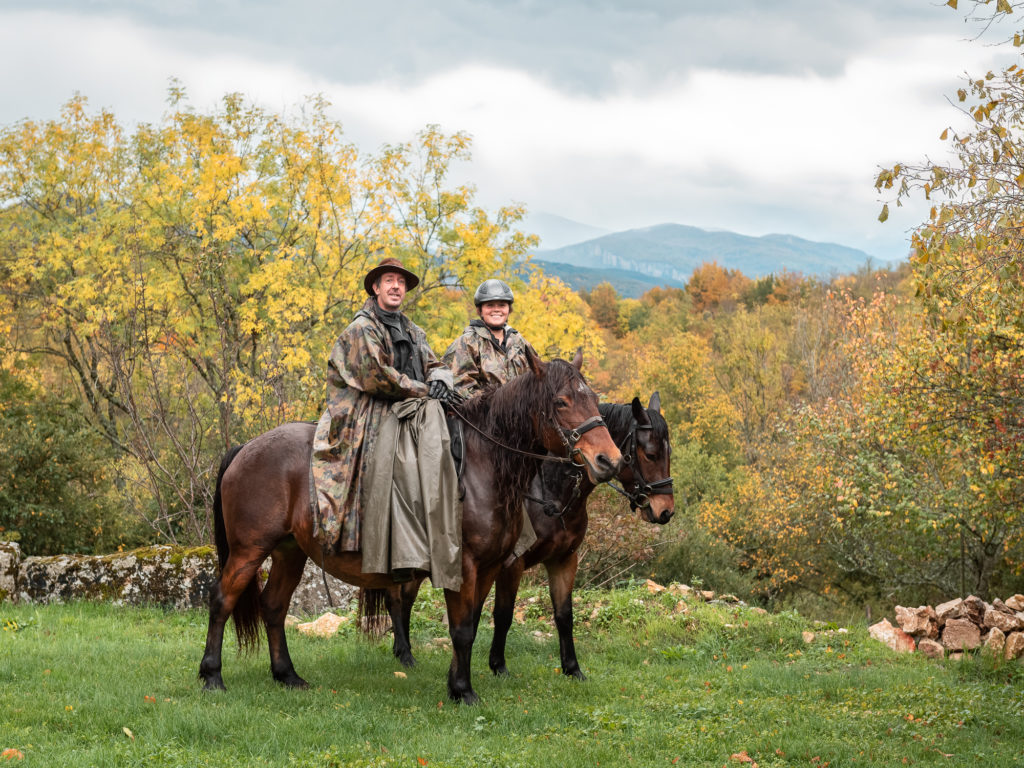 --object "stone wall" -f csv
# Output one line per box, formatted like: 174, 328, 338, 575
0, 542, 355, 615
